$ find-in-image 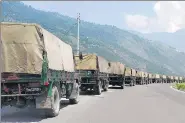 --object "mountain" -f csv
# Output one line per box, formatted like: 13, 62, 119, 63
142, 29, 185, 53
2, 1, 185, 76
